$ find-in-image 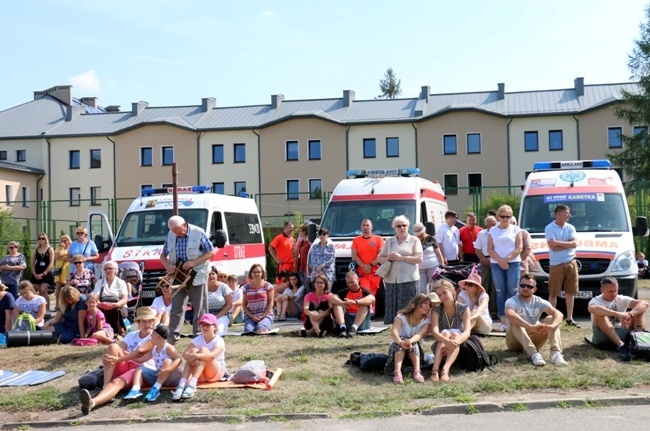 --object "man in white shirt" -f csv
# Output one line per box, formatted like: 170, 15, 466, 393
436, 211, 461, 265
505, 274, 568, 367
588, 276, 649, 361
